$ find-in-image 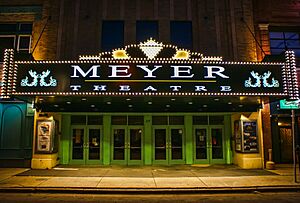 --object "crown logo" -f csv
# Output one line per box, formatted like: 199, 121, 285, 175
139, 38, 163, 59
